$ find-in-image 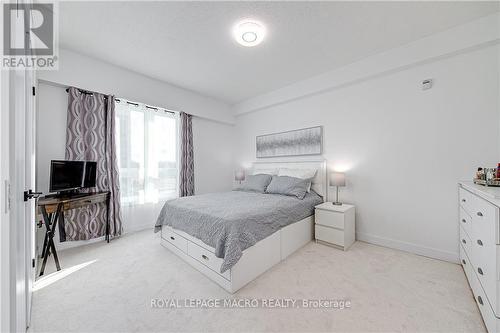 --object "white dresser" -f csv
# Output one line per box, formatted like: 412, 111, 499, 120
459, 182, 500, 333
